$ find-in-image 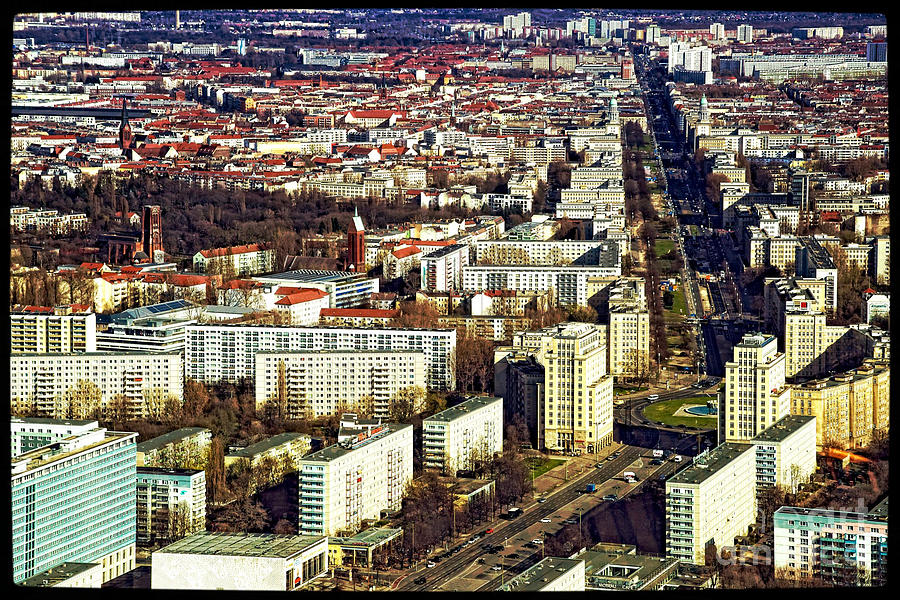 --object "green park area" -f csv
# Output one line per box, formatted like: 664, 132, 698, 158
653, 238, 675, 258
614, 385, 648, 396
642, 397, 717, 429
527, 456, 565, 479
